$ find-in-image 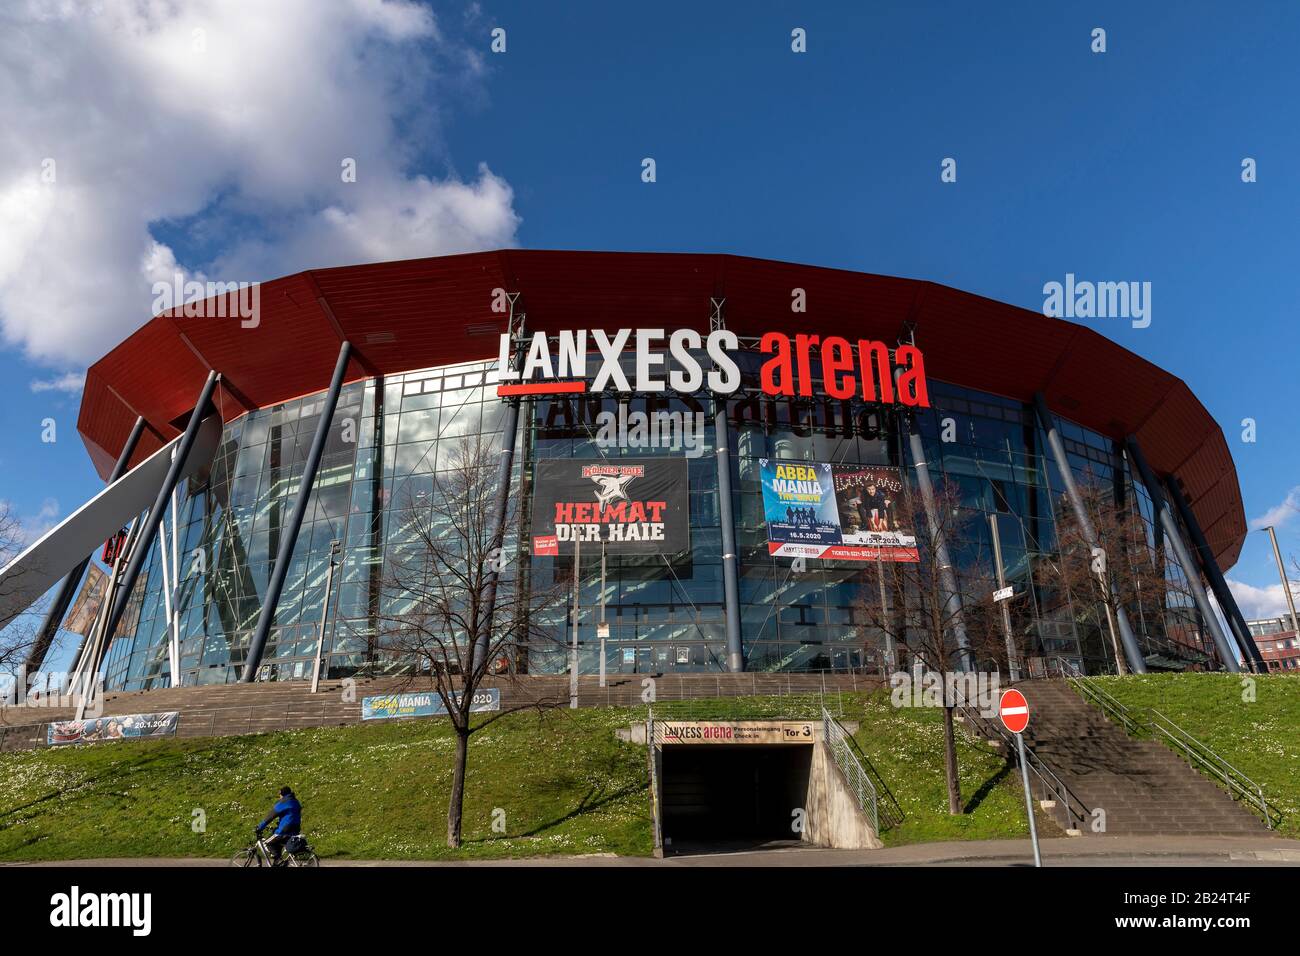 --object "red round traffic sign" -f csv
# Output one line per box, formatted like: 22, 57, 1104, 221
999, 689, 1029, 734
